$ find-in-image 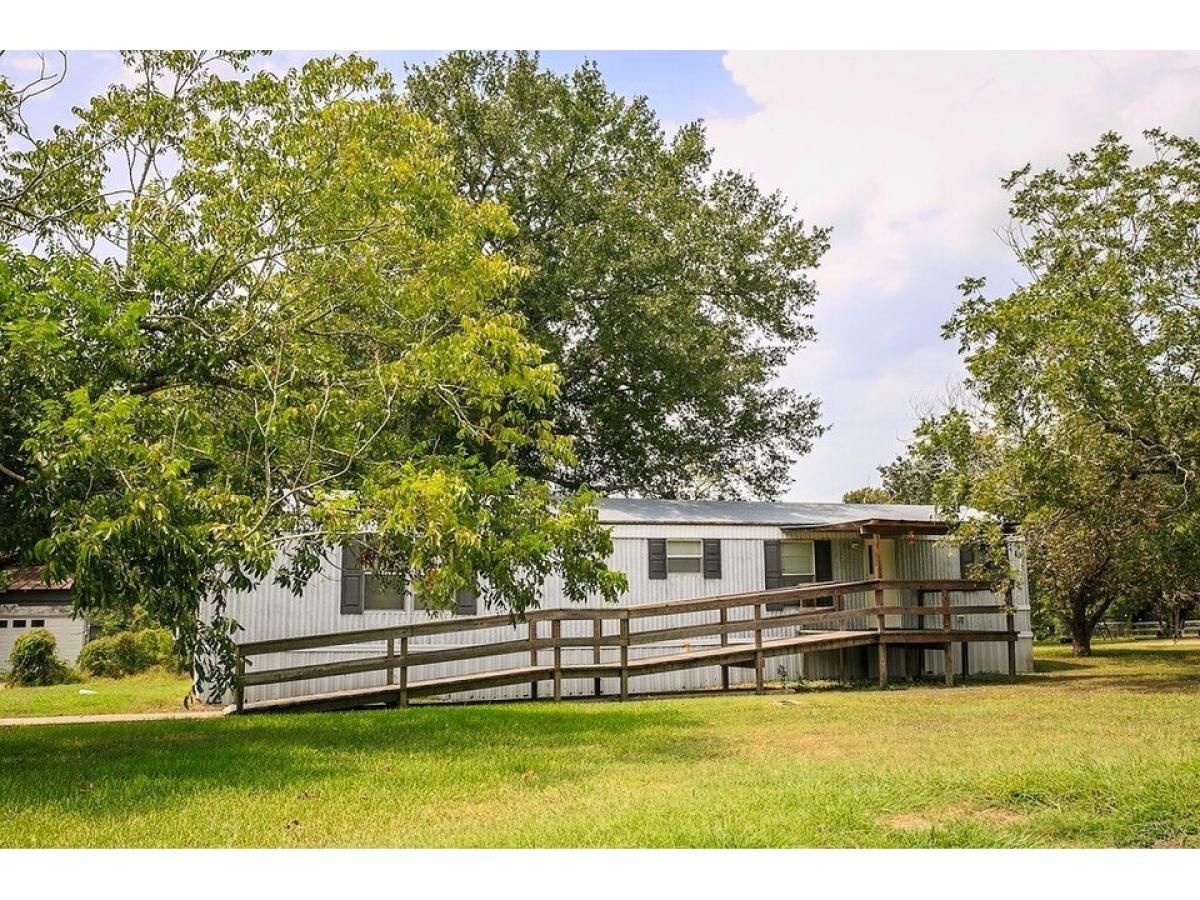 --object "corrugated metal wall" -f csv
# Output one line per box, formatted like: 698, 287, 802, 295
210, 528, 1034, 704
0, 606, 88, 667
